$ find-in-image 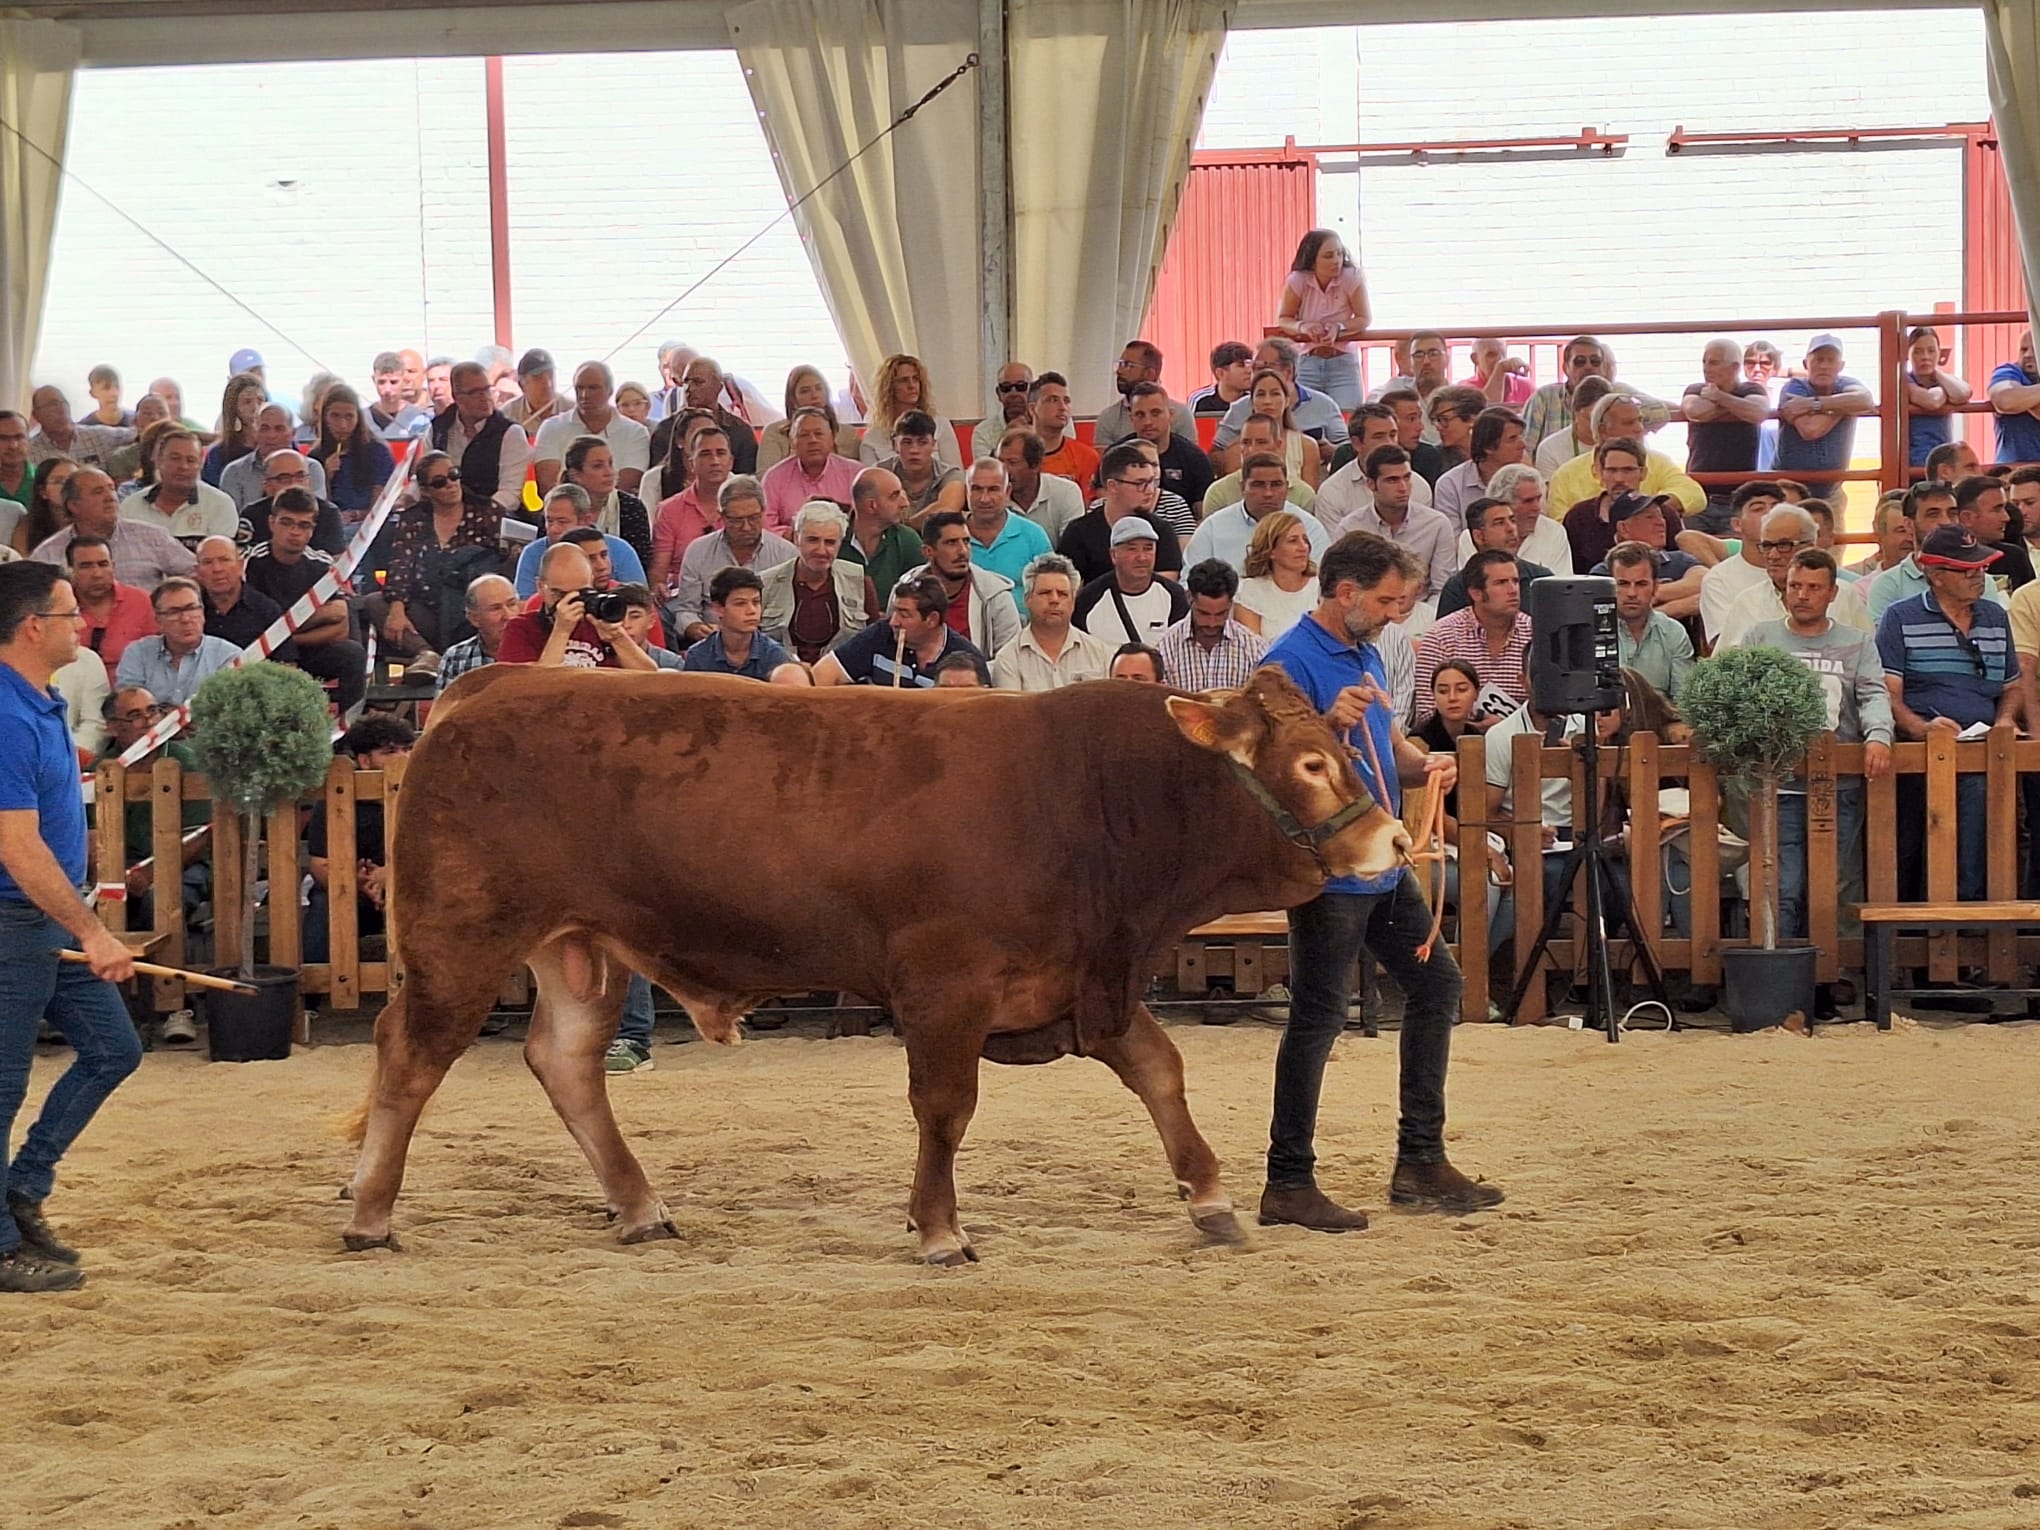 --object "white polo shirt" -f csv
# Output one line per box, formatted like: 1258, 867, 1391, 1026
532, 408, 652, 473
